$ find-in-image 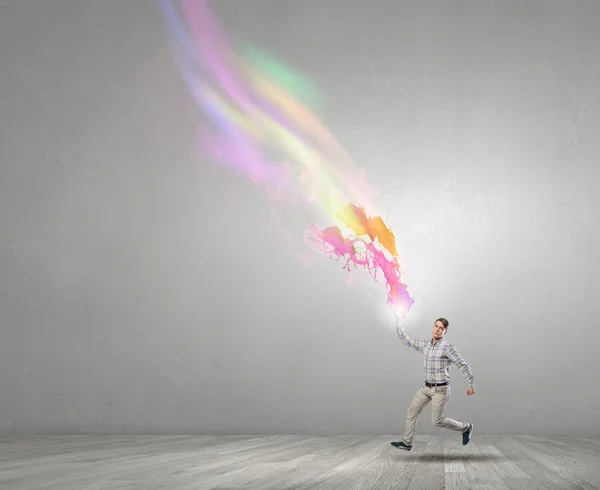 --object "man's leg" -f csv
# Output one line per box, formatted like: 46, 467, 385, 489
401, 386, 432, 446
431, 386, 472, 443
